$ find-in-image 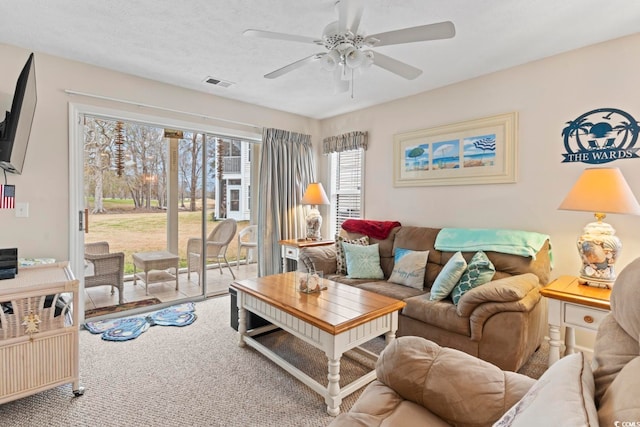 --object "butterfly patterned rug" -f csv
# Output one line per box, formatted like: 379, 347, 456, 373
84, 302, 197, 341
